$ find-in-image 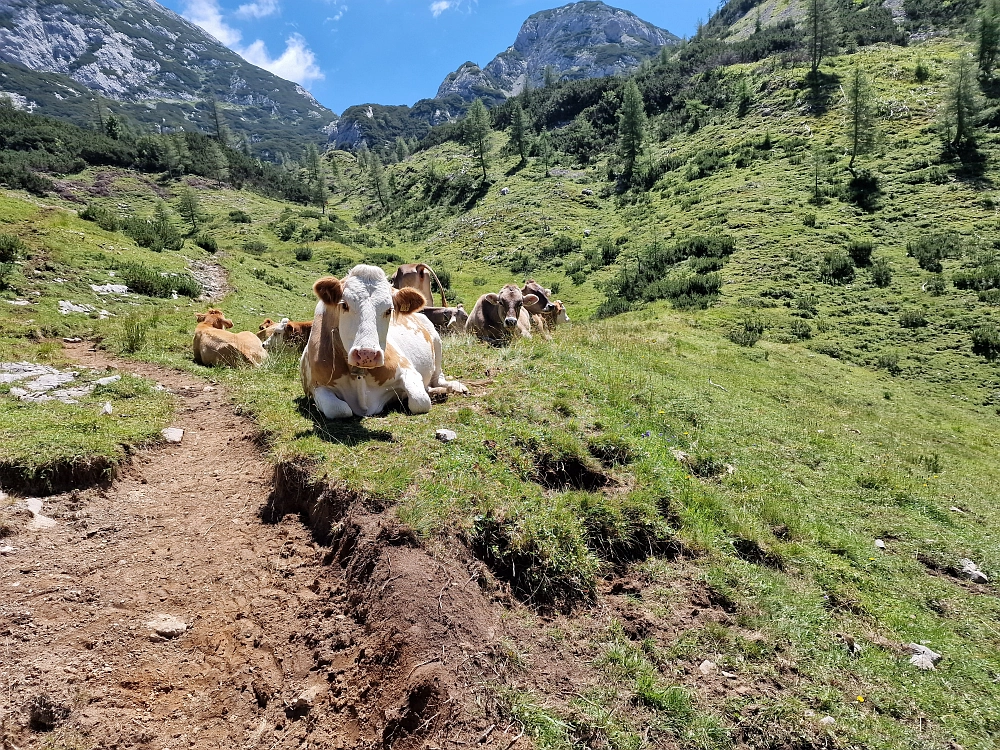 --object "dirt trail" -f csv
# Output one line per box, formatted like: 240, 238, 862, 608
1, 346, 341, 748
